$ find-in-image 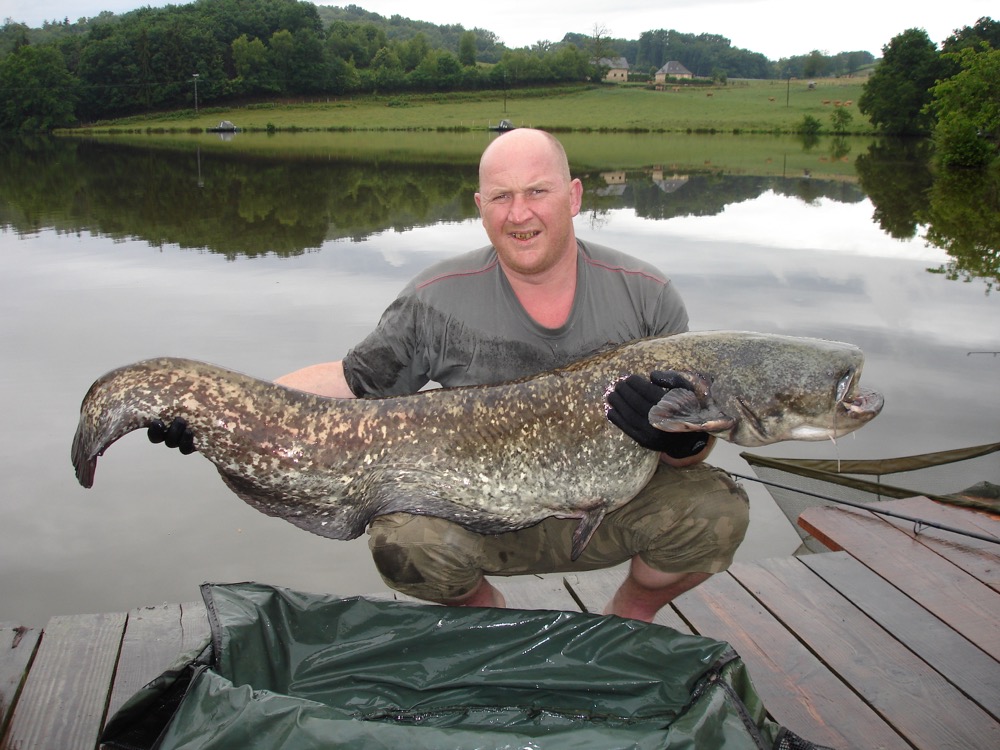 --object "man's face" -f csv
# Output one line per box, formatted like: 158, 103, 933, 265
474, 134, 583, 278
